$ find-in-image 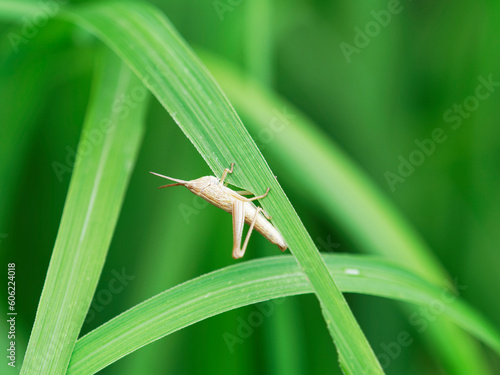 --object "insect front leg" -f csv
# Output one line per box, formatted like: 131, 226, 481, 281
219, 163, 234, 186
